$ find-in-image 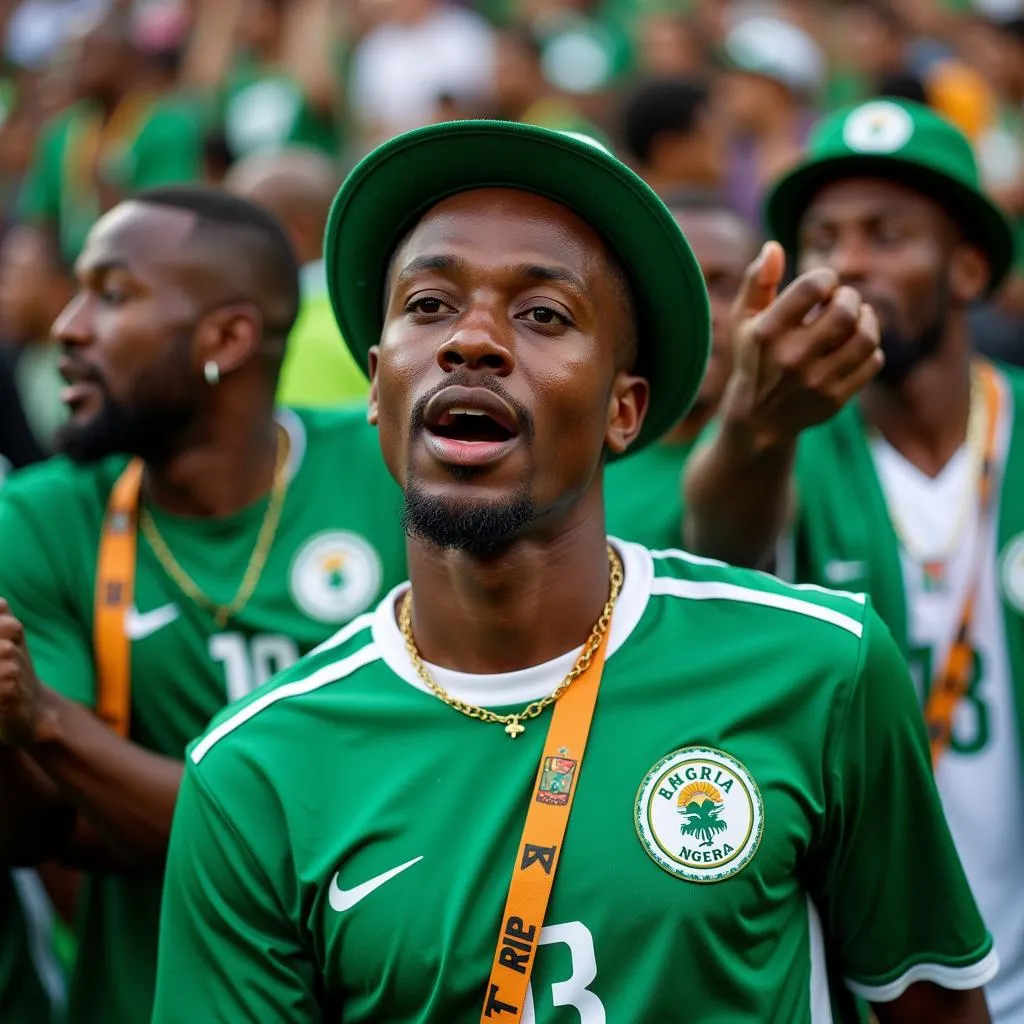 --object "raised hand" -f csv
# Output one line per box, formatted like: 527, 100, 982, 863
722, 241, 883, 450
